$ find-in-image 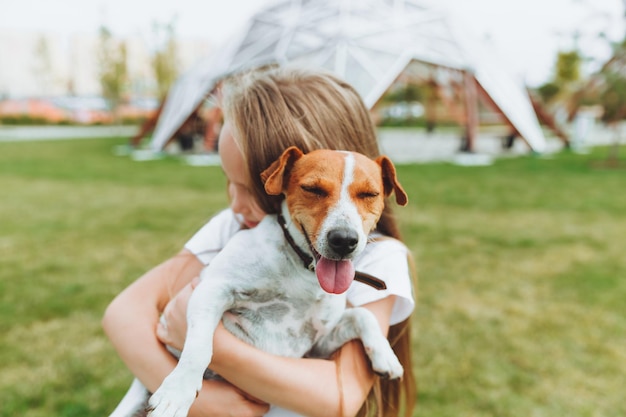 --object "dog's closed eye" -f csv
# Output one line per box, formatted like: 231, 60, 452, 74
301, 185, 328, 197
357, 191, 380, 199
